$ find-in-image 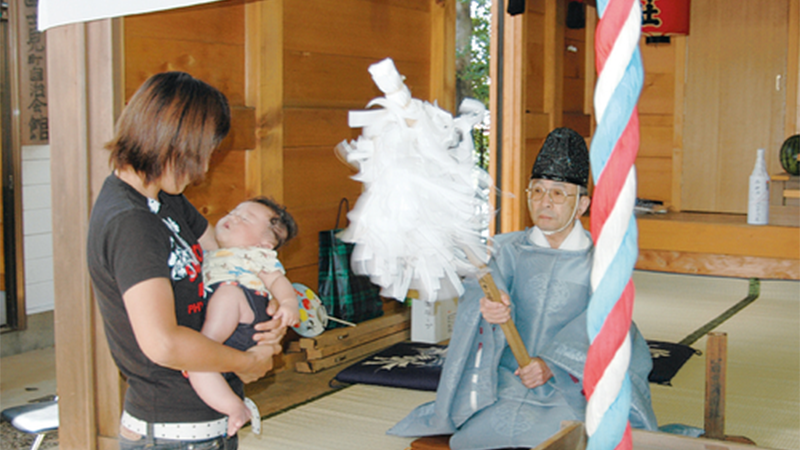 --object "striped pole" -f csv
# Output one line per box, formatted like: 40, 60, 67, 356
583, 0, 643, 449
